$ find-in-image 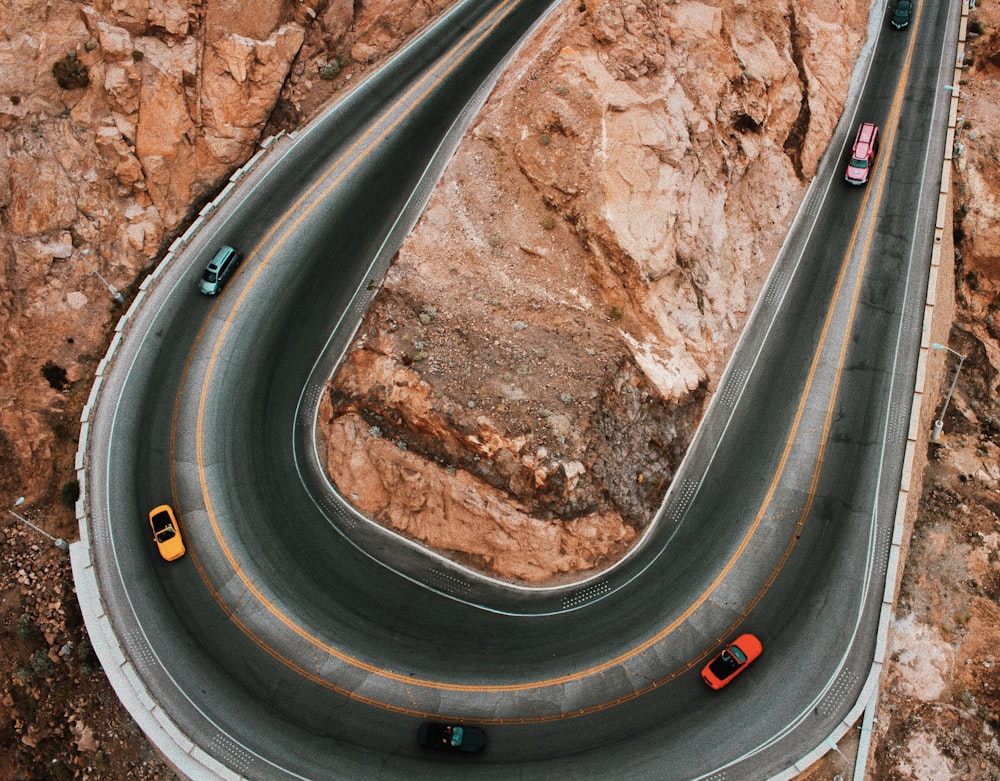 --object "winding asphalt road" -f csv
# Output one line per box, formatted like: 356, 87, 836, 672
74, 0, 964, 778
